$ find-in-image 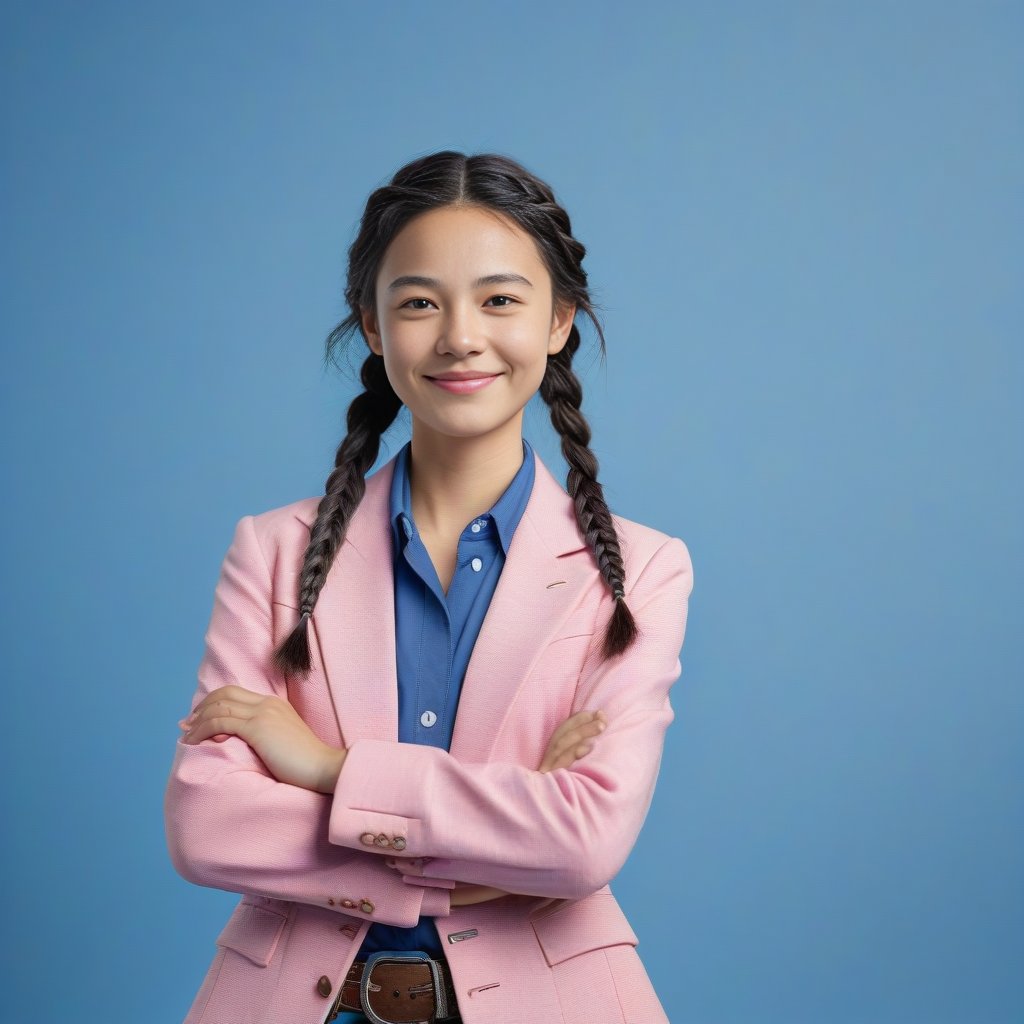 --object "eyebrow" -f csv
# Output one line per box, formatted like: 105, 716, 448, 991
386, 272, 534, 292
